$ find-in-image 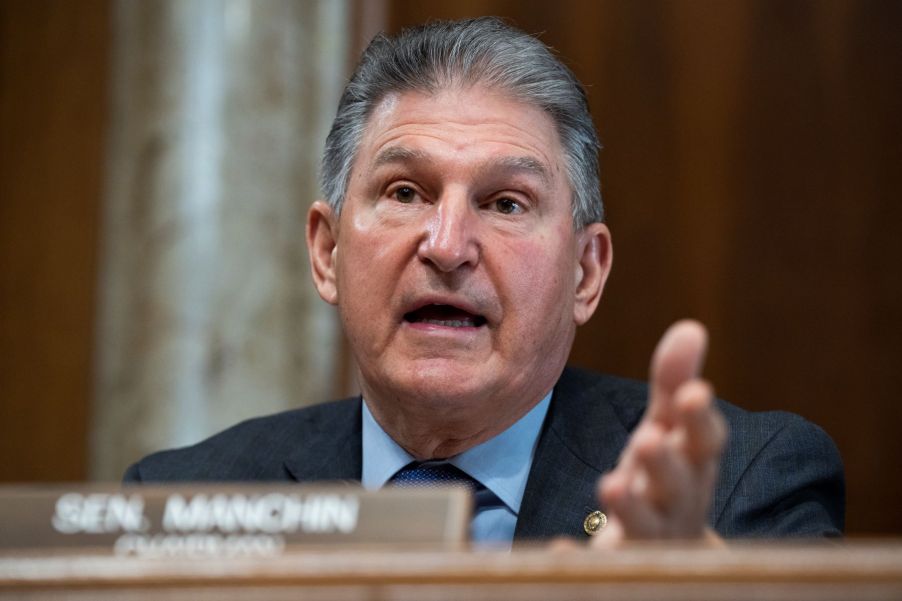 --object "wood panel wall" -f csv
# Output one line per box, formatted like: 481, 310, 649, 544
0, 1, 109, 481
388, 0, 902, 535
